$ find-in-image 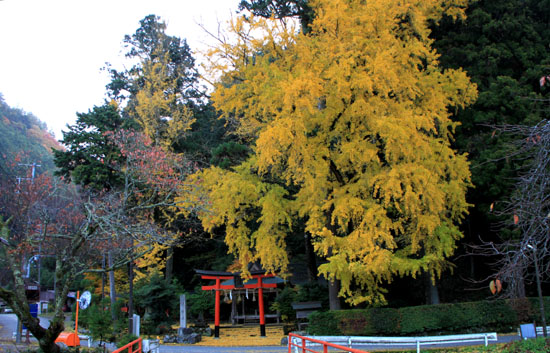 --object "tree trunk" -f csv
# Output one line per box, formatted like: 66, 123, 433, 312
128, 261, 134, 335
514, 273, 527, 298
38, 318, 65, 353
108, 251, 117, 321
39, 339, 61, 353
325, 247, 341, 310
165, 246, 174, 283
328, 279, 341, 310
424, 272, 440, 305
20, 263, 70, 353
518, 277, 526, 298
304, 233, 318, 282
